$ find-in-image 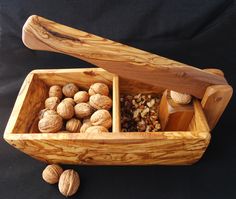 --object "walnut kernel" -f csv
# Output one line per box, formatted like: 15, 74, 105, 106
121, 94, 161, 132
